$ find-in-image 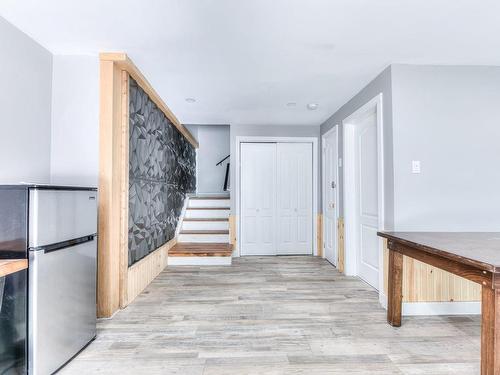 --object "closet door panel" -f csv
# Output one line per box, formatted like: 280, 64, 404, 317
277, 143, 313, 254
240, 143, 276, 255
